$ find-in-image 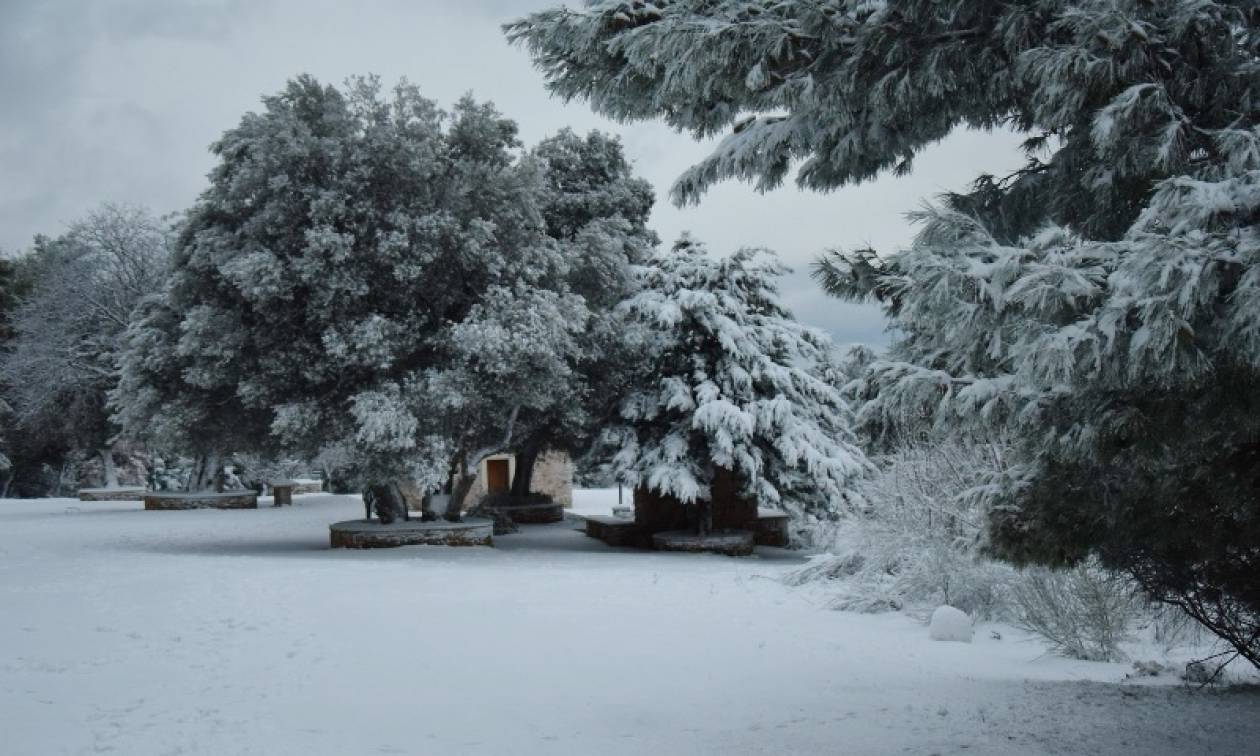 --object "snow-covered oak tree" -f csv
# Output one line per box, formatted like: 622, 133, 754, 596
503, 128, 658, 497
509, 2, 1260, 664
115, 75, 565, 521
1, 205, 168, 488
602, 236, 869, 534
